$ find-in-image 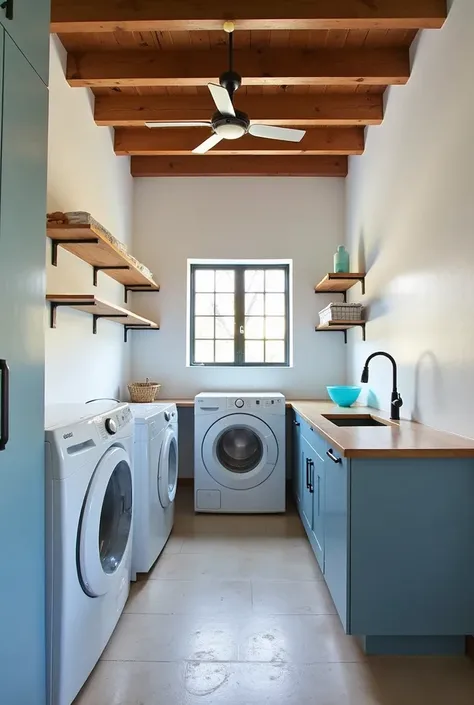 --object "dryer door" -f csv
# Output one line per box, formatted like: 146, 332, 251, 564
78, 446, 133, 597
201, 413, 278, 490
158, 426, 178, 508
